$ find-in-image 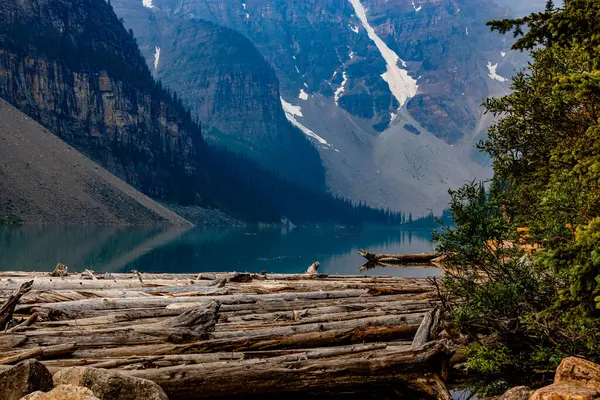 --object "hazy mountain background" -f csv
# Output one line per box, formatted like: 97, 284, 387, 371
112, 0, 531, 216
